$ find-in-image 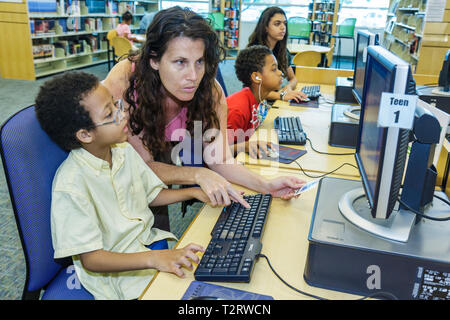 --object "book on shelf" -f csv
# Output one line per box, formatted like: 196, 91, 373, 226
33, 44, 55, 59
28, 0, 58, 13
34, 19, 57, 36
